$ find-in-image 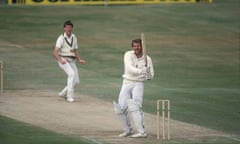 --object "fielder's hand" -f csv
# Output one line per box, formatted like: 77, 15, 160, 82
60, 58, 67, 64
79, 59, 86, 65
